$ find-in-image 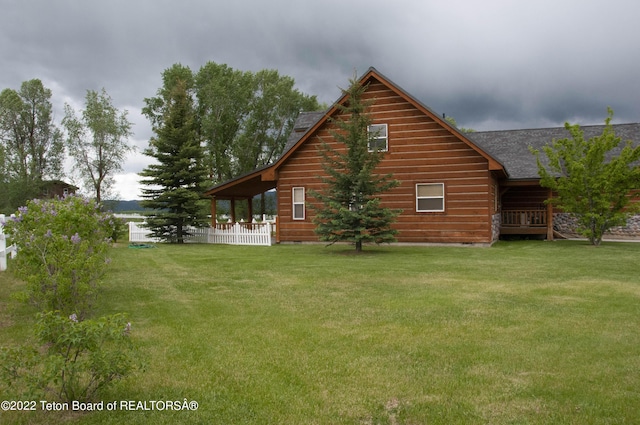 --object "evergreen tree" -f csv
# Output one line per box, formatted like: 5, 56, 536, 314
311, 76, 400, 252
139, 66, 209, 243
